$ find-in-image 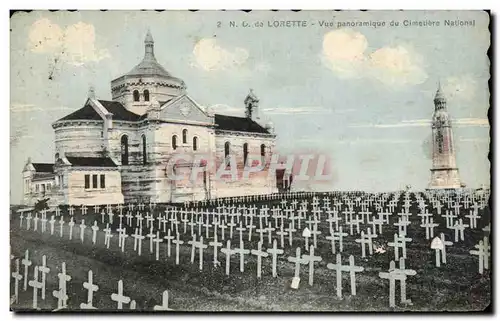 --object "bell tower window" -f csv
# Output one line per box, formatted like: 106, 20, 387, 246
436, 131, 444, 154
144, 90, 150, 102
133, 90, 140, 102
